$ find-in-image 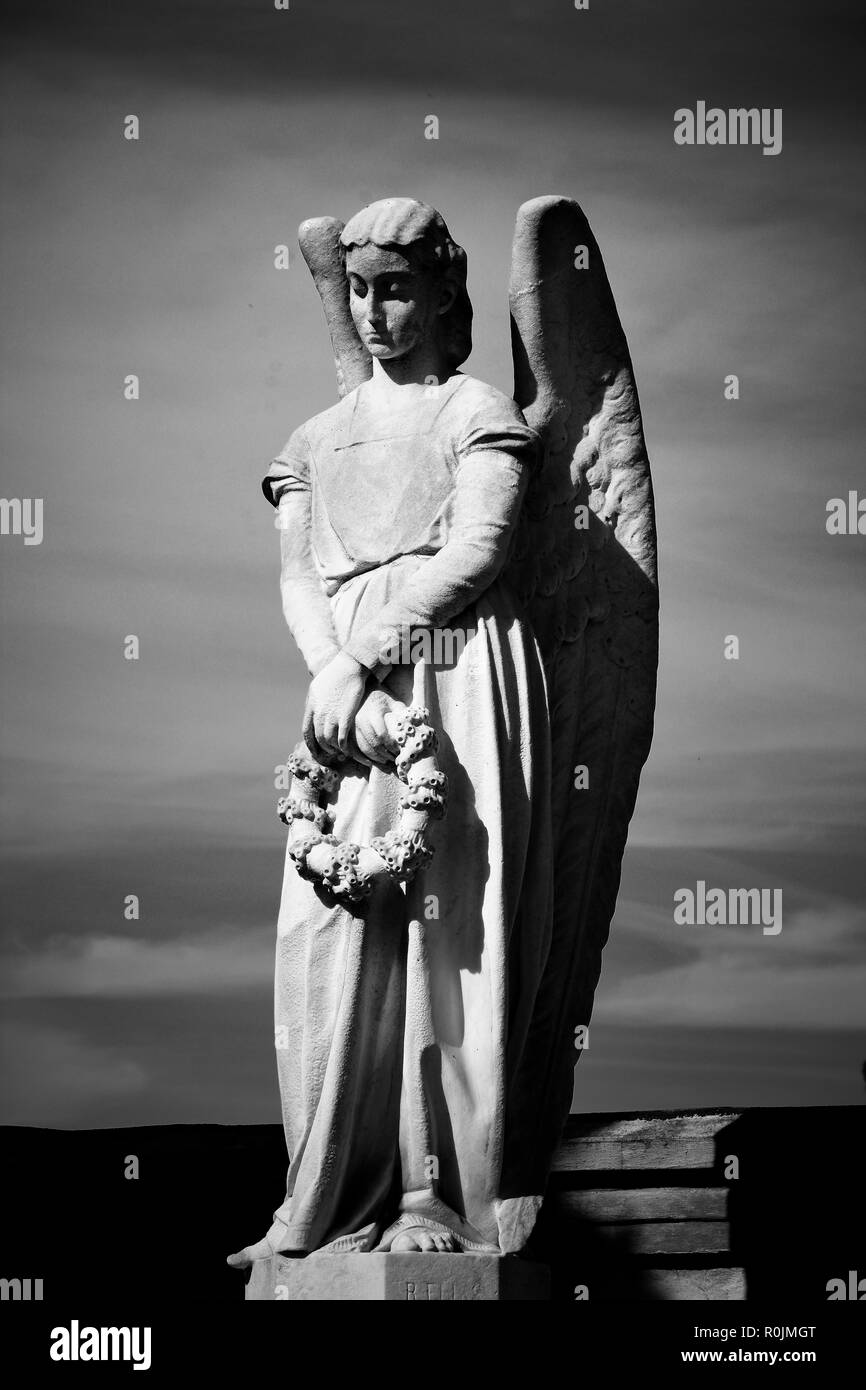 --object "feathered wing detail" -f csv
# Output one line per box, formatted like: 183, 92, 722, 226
504, 196, 659, 1187
297, 217, 372, 397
